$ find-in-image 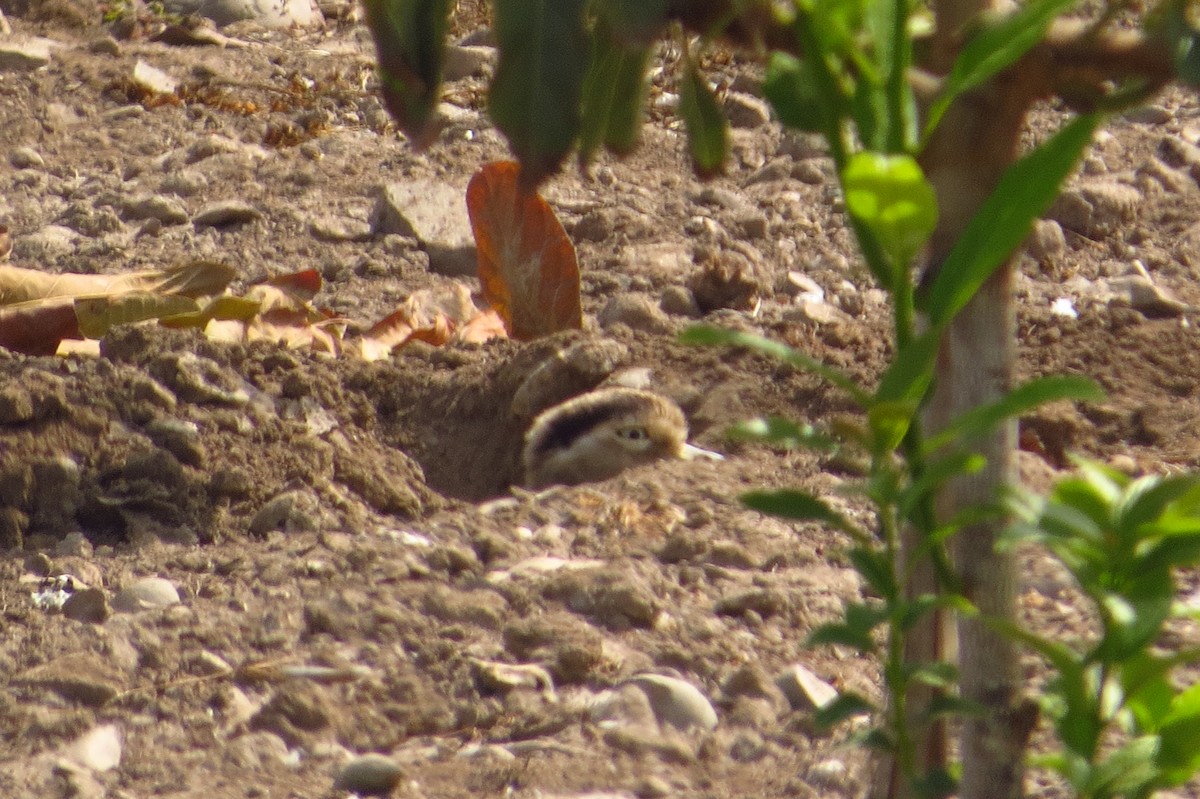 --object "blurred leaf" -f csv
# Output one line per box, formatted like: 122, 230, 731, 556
921, 113, 1101, 327
466, 161, 582, 340
597, 0, 666, 45
679, 60, 728, 178
743, 488, 851, 528
579, 20, 651, 164
841, 152, 937, 281
266, 268, 323, 300
489, 0, 589, 185
363, 0, 451, 148
763, 52, 829, 133
1156, 683, 1200, 782
927, 375, 1105, 452
924, 0, 1078, 139
809, 602, 887, 654
1085, 735, 1161, 796
813, 691, 875, 729
680, 325, 869, 405
849, 546, 897, 601
727, 416, 839, 452
75, 293, 200, 339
